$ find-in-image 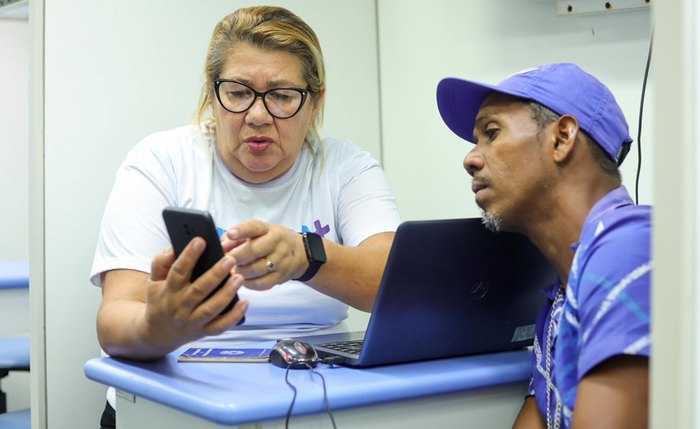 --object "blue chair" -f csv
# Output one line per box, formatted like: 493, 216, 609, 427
0, 408, 30, 429
0, 260, 30, 427
0, 336, 30, 414
0, 259, 29, 290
